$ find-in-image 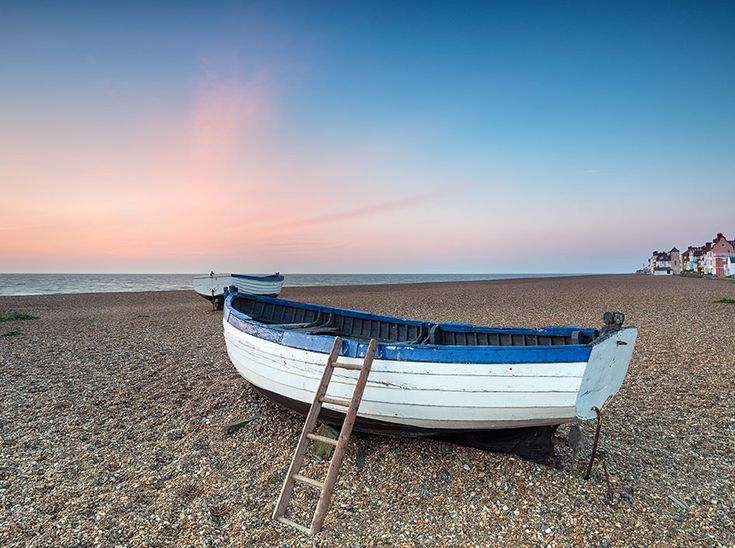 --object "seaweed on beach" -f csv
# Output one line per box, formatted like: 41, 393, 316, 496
714, 298, 735, 304
0, 312, 38, 322
2, 330, 21, 337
